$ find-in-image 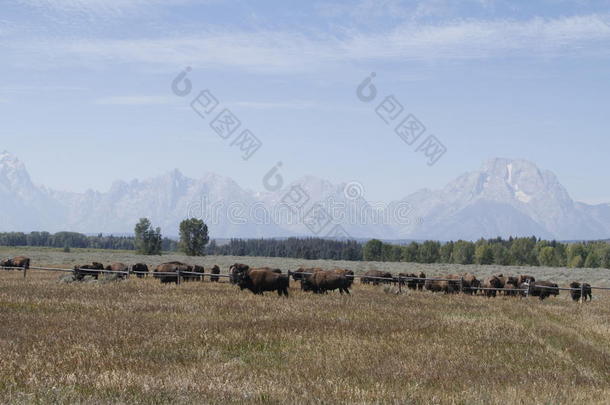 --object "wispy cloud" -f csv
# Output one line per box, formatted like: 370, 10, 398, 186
6, 14, 610, 72
13, 0, 203, 15
229, 100, 366, 113
94, 95, 177, 105
230, 100, 322, 110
